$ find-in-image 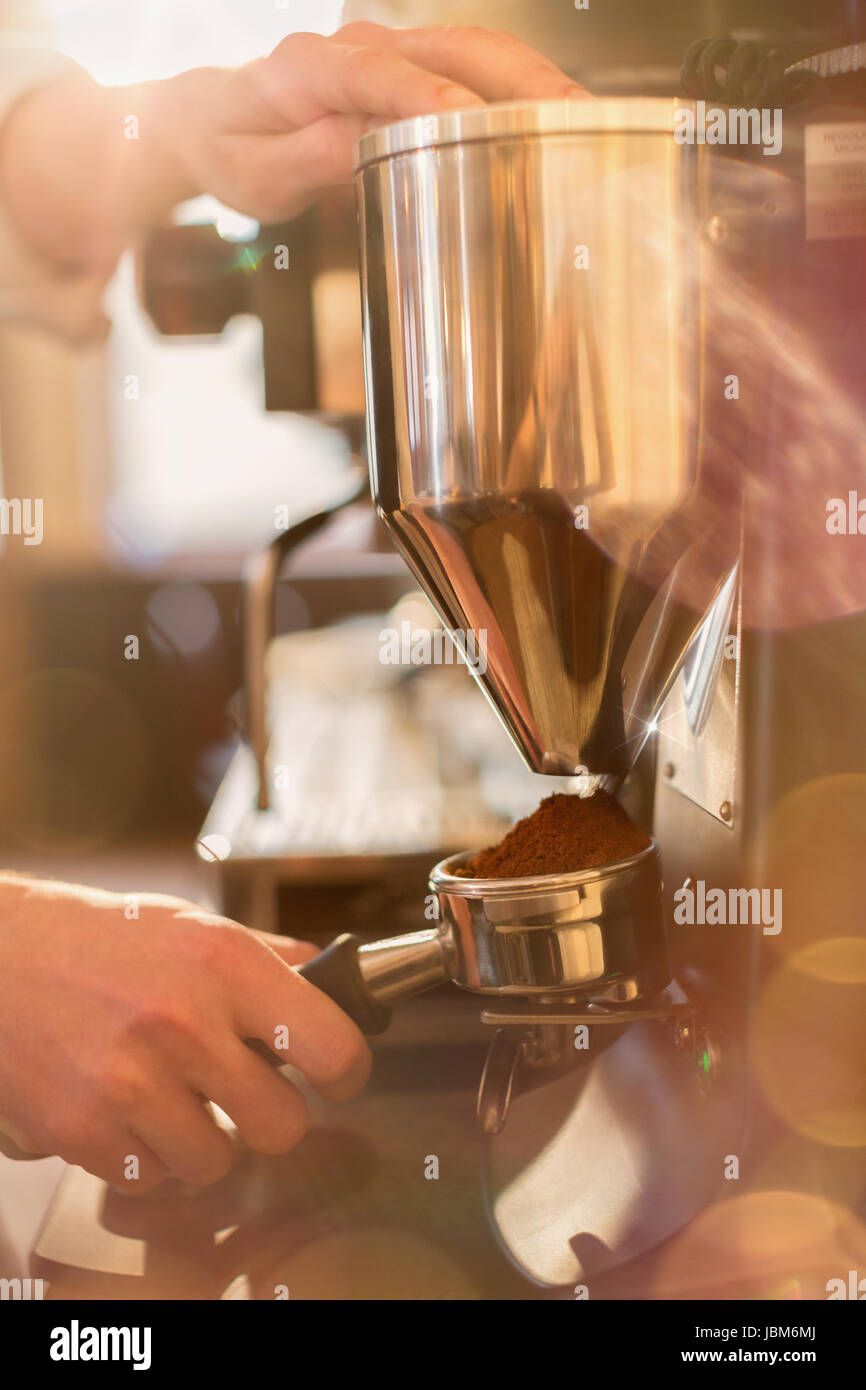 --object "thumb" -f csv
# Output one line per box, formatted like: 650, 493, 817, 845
251, 929, 319, 967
